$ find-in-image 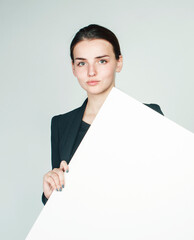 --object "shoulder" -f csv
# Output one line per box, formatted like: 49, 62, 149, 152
52, 106, 82, 123
51, 98, 88, 127
50, 106, 83, 137
143, 103, 164, 115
